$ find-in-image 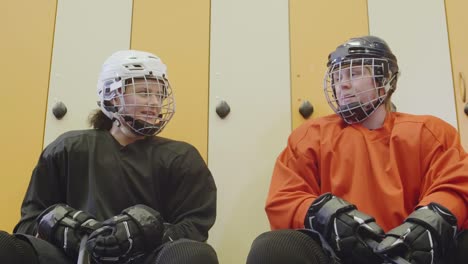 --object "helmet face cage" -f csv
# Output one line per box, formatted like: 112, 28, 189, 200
97, 50, 175, 136
324, 57, 394, 124
114, 75, 175, 136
